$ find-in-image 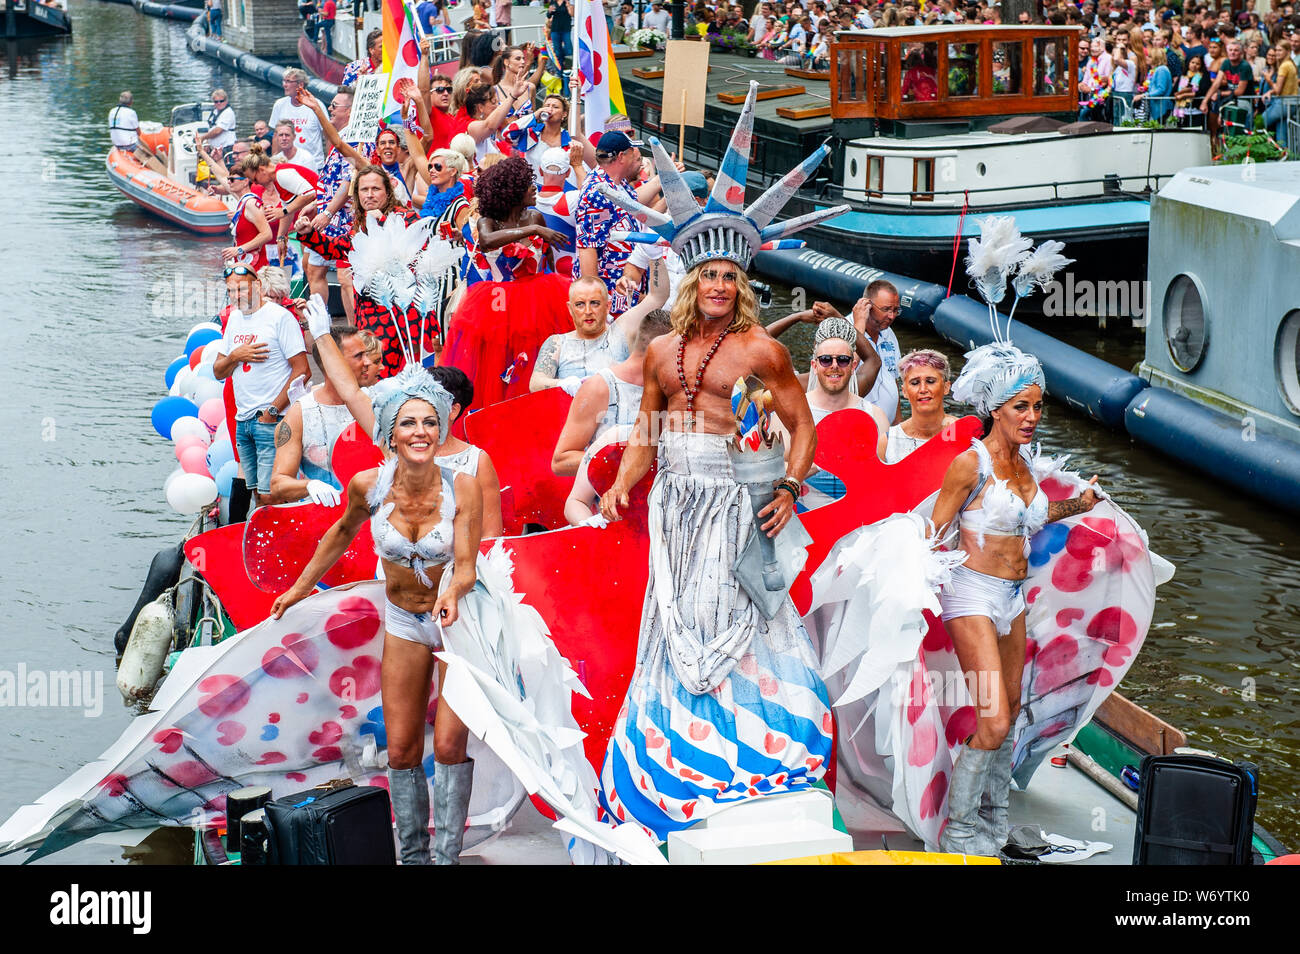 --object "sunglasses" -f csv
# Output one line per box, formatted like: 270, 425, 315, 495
213, 98, 227, 104
432, 161, 444, 172
699, 268, 738, 285
432, 86, 452, 93
815, 354, 854, 368
224, 265, 255, 277
228, 175, 248, 182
